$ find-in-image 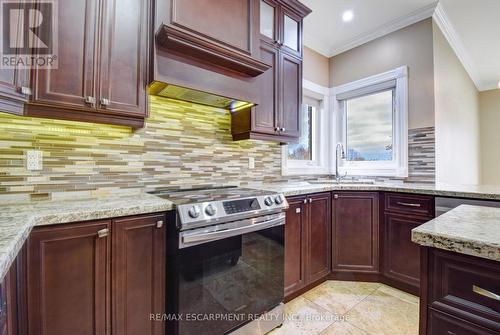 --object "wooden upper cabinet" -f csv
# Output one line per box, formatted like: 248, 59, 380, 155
231, 0, 311, 143
0, 0, 151, 128
252, 41, 279, 135
112, 214, 166, 335
0, 0, 30, 114
279, 51, 301, 138
27, 221, 110, 335
156, 0, 269, 77
281, 9, 301, 56
332, 192, 379, 274
32, 0, 97, 111
98, 0, 150, 117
